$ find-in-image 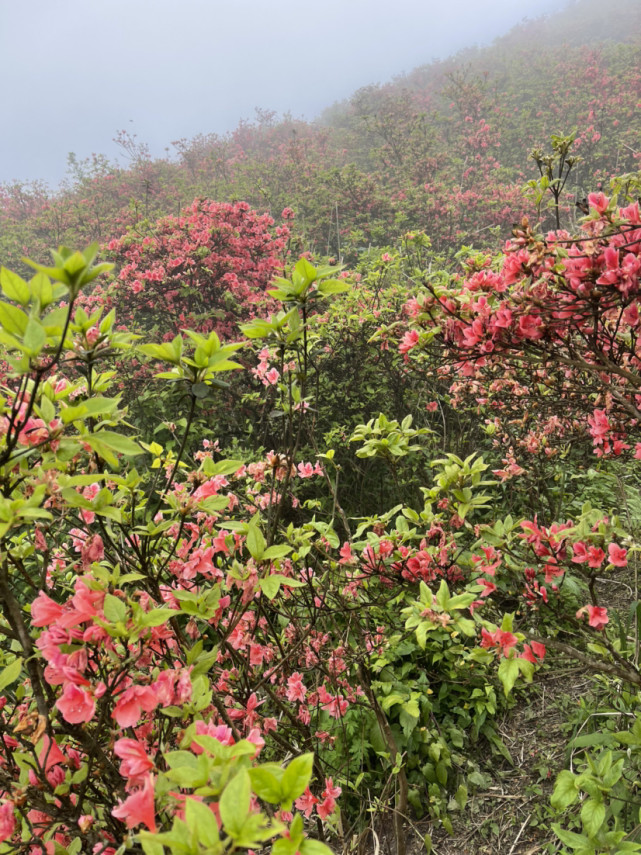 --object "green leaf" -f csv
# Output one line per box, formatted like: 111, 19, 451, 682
84, 431, 141, 465
220, 769, 251, 839
240, 319, 276, 339
259, 576, 282, 600
139, 343, 181, 364
454, 784, 467, 811
497, 657, 519, 696
267, 289, 293, 301
318, 279, 350, 295
0, 268, 30, 305
552, 824, 591, 849
273, 840, 299, 855
246, 518, 266, 561
380, 692, 407, 711
138, 833, 165, 855
203, 458, 244, 477
435, 580, 450, 609
262, 544, 292, 560
300, 841, 335, 855
402, 699, 420, 719
23, 318, 46, 355
138, 609, 177, 628
581, 798, 605, 838
191, 382, 211, 399
103, 594, 126, 624
30, 273, 54, 308
448, 592, 478, 610
230, 812, 281, 849
551, 770, 579, 810
0, 302, 28, 335
61, 397, 119, 424
281, 753, 314, 803
185, 797, 220, 848
0, 658, 23, 693
248, 767, 283, 804
260, 574, 304, 600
